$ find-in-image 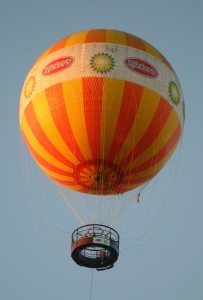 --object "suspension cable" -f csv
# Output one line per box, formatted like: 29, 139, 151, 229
90, 269, 94, 300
